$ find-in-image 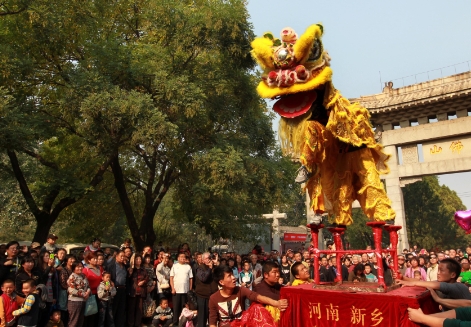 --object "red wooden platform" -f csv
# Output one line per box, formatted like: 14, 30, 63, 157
280, 285, 439, 327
